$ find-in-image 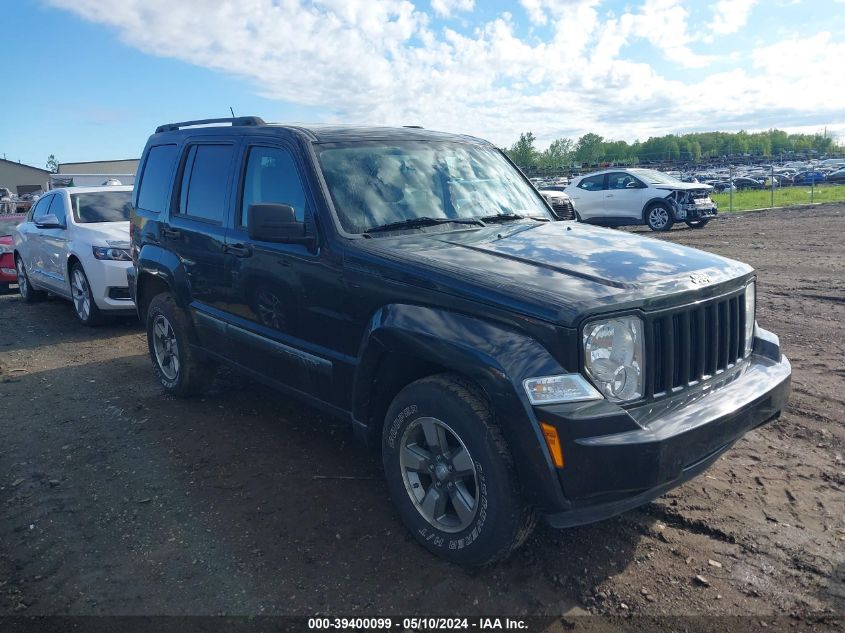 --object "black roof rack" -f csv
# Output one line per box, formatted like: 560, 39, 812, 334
402, 125, 424, 129
155, 116, 266, 134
